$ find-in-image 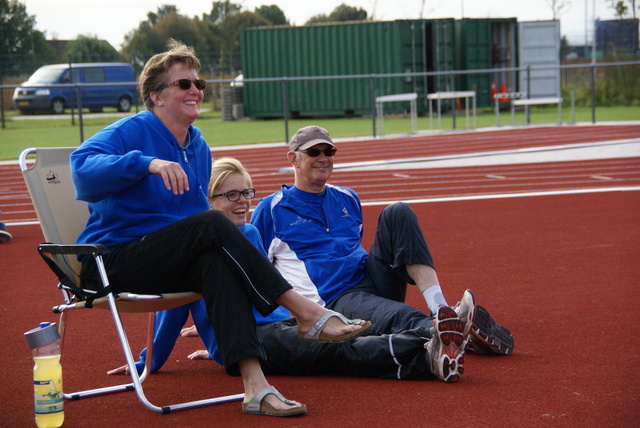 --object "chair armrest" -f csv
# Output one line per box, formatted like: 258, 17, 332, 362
38, 243, 111, 256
